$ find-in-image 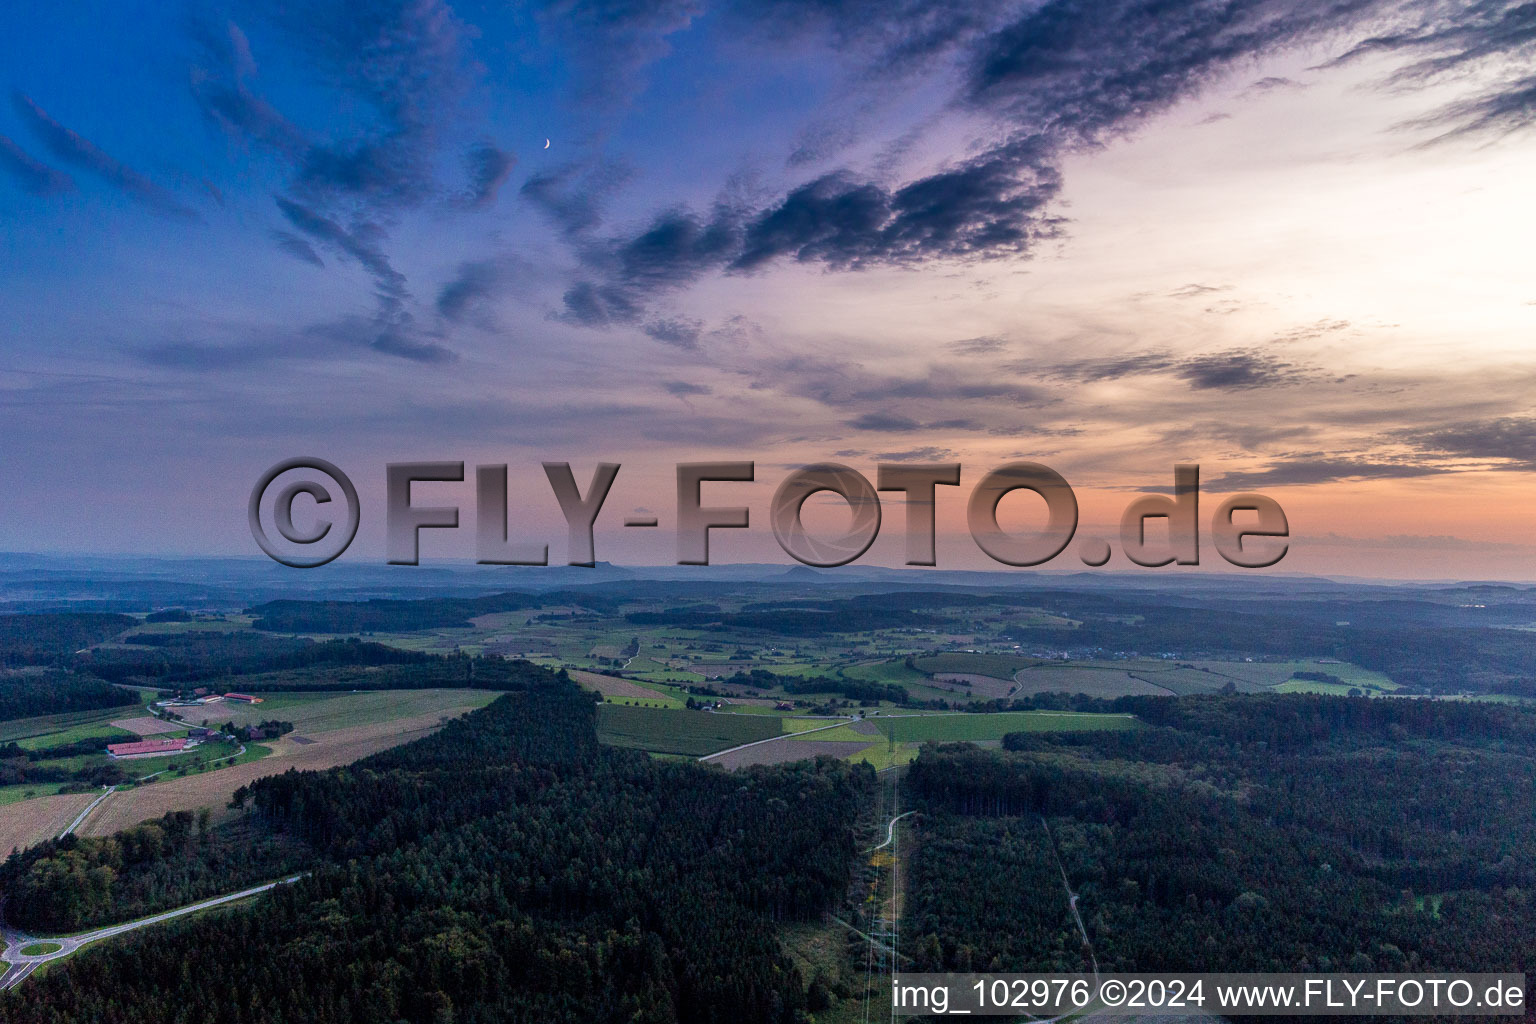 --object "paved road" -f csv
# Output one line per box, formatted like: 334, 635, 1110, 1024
868, 810, 915, 852
0, 875, 304, 990
57, 785, 116, 838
